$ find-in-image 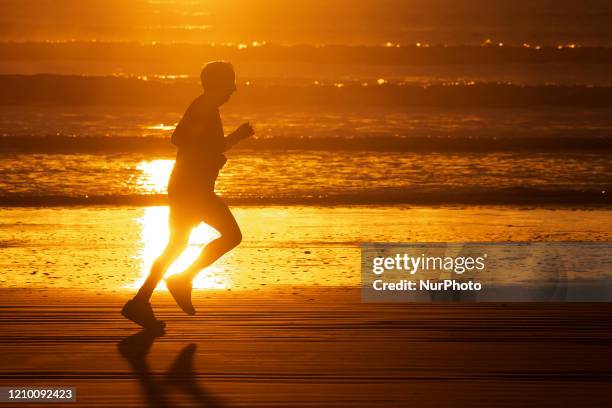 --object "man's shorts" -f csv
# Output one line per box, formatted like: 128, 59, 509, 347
167, 170, 221, 226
